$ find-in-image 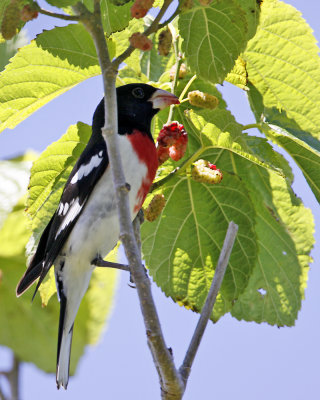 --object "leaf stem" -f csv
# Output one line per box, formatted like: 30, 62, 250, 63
151, 146, 204, 192
242, 123, 261, 130
167, 35, 182, 123
179, 222, 238, 383
179, 75, 197, 102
